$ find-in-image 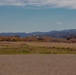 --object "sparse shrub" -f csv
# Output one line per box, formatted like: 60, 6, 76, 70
52, 46, 55, 49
